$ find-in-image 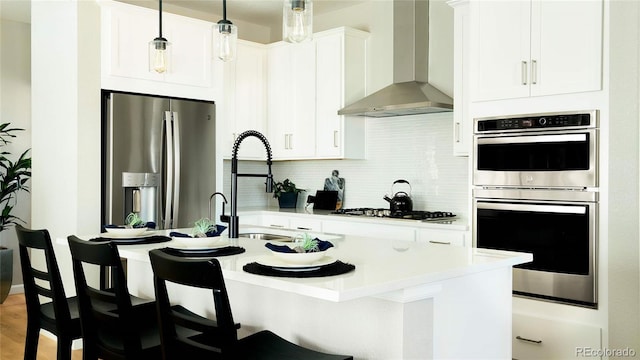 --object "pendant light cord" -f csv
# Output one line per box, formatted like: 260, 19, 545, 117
158, 0, 163, 38
222, 0, 227, 21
